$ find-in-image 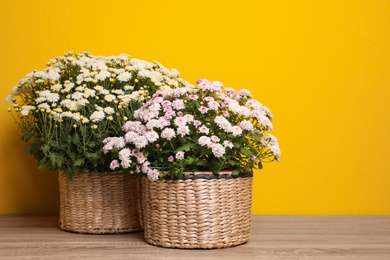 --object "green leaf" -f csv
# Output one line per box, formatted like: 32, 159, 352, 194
86, 152, 99, 159
257, 161, 263, 169
25, 143, 33, 154
73, 158, 85, 167
252, 134, 262, 142
209, 160, 222, 174
49, 153, 57, 166
176, 143, 194, 152
231, 170, 240, 176
72, 133, 80, 145
42, 144, 50, 154
38, 158, 48, 169
241, 149, 254, 157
